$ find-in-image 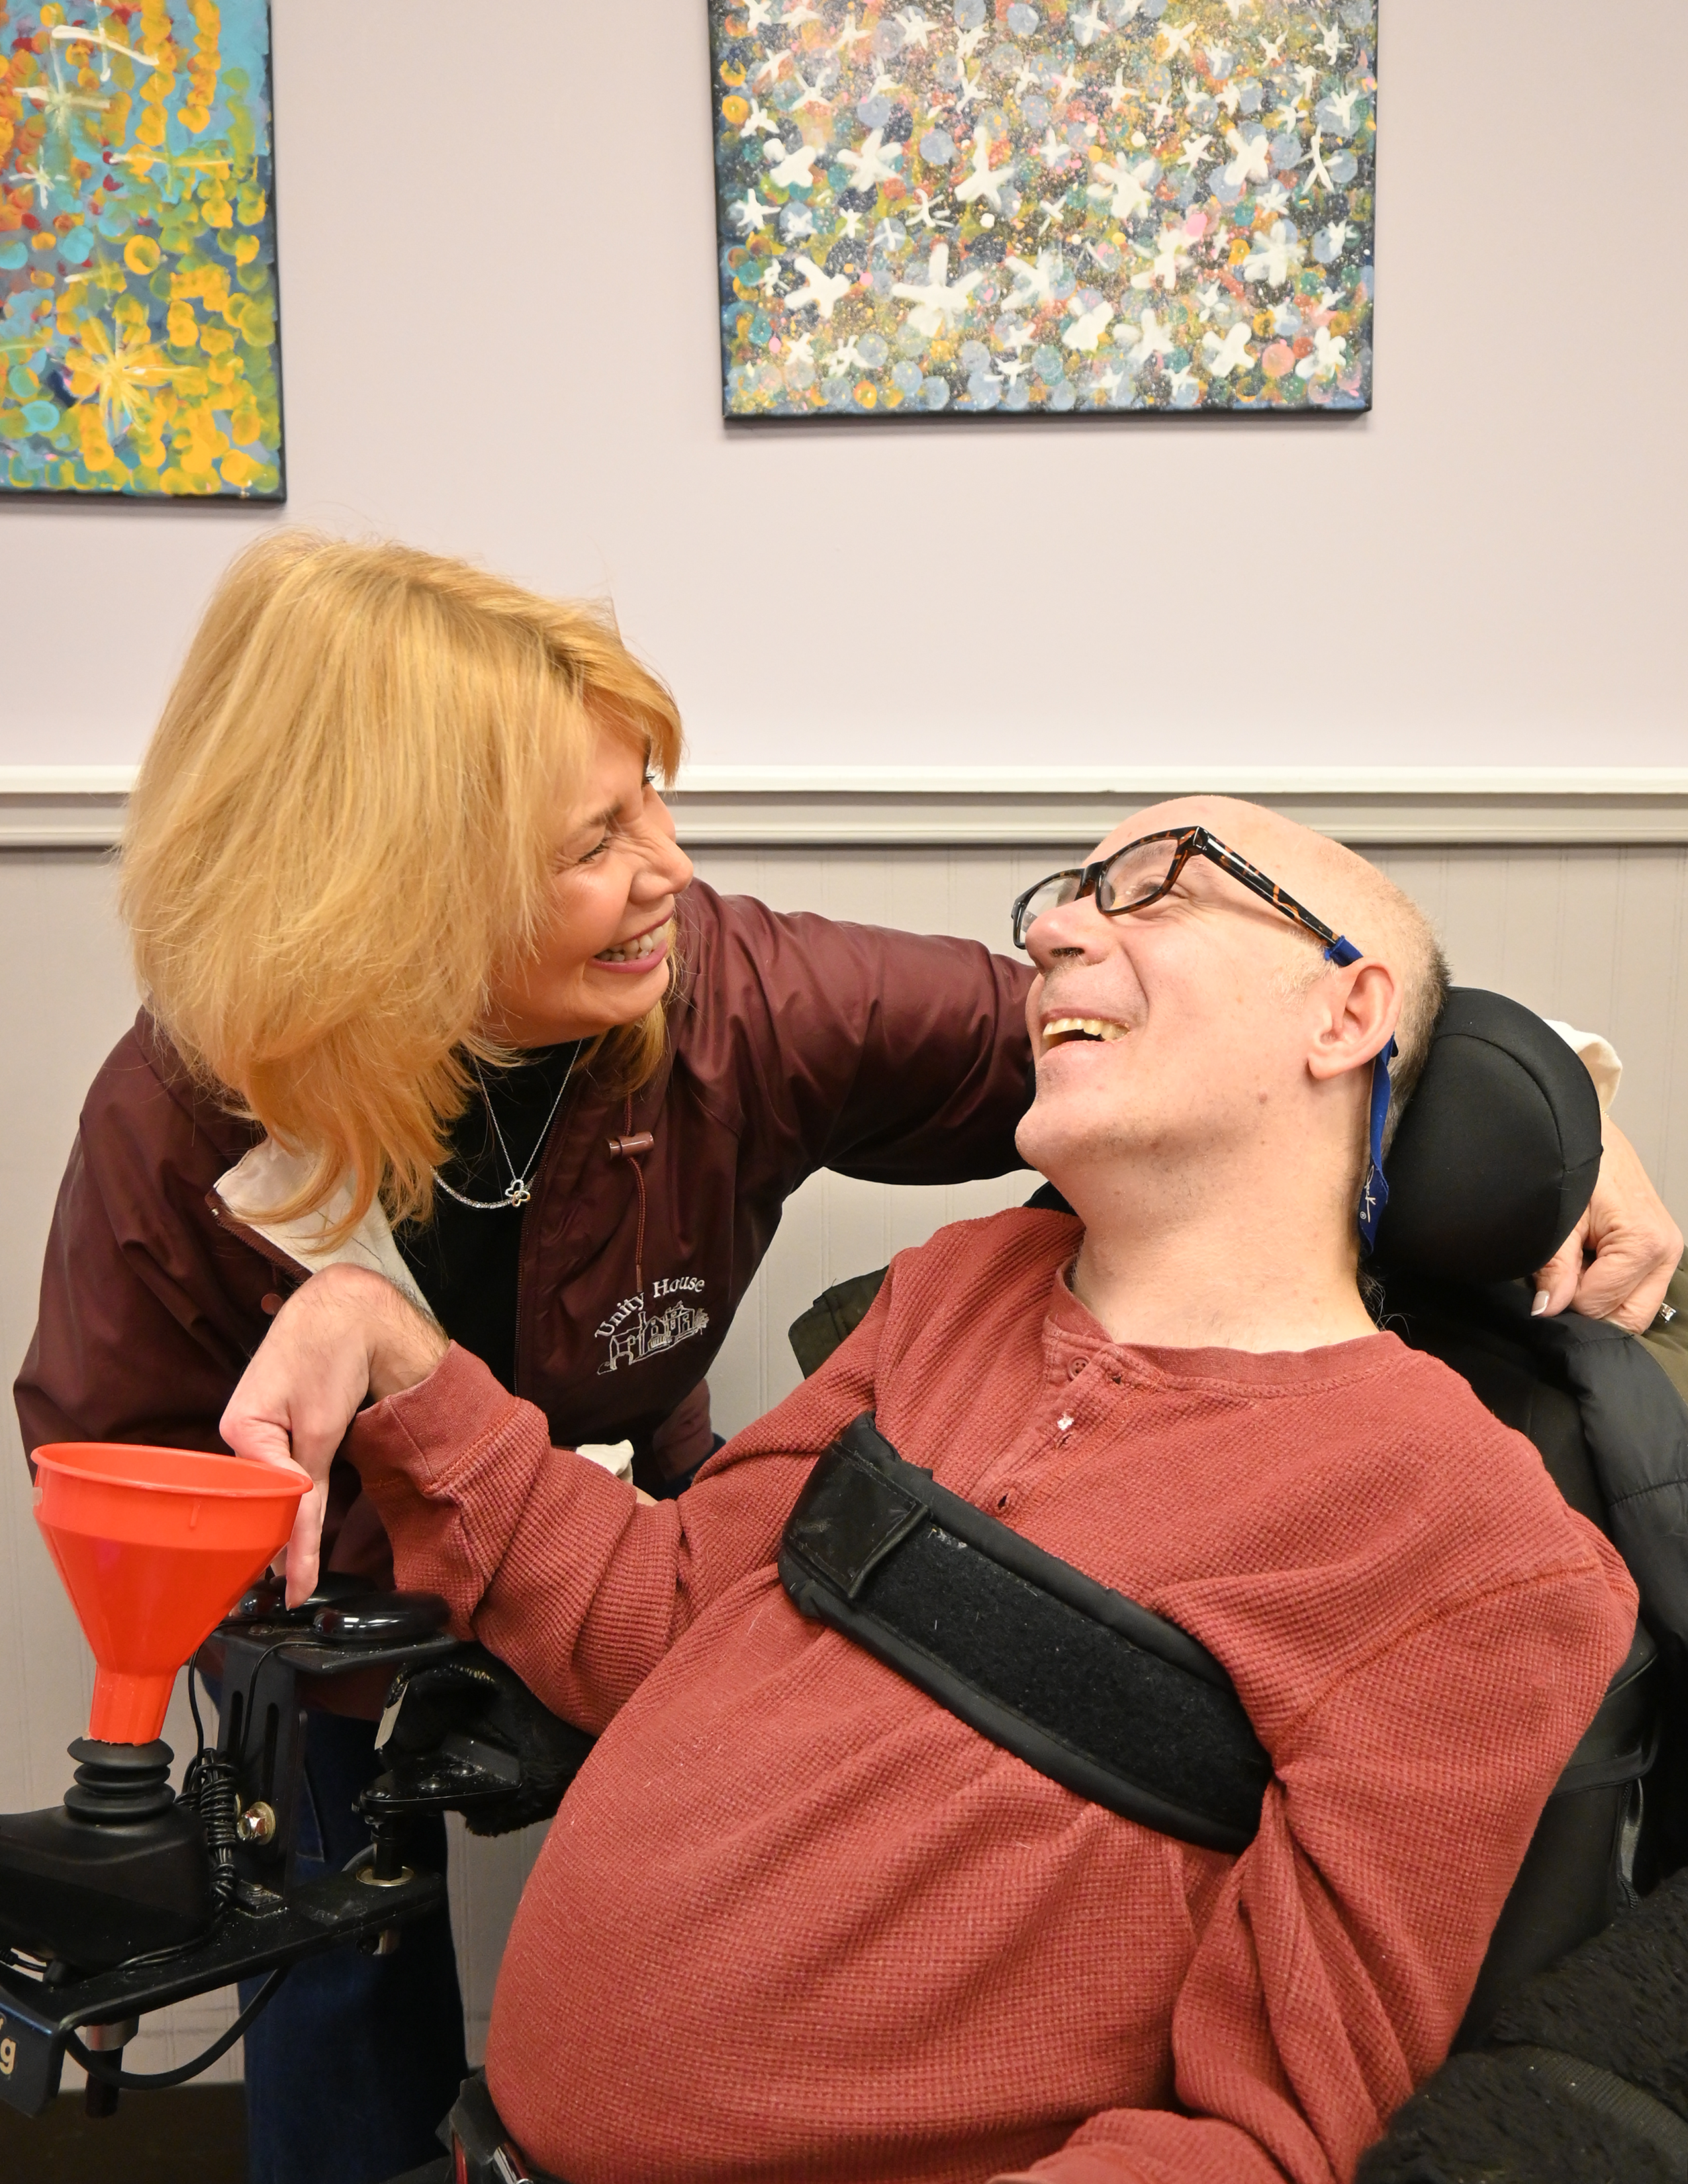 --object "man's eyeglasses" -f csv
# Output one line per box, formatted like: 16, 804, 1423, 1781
1009, 826, 1359, 968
